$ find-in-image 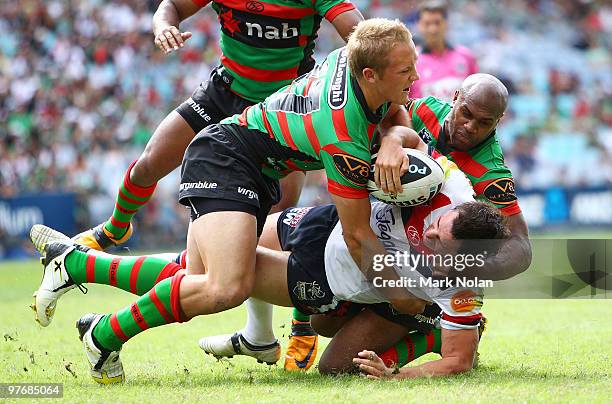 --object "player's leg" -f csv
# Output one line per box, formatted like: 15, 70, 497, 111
74, 73, 251, 251
270, 172, 306, 213
317, 309, 411, 375
317, 303, 442, 375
